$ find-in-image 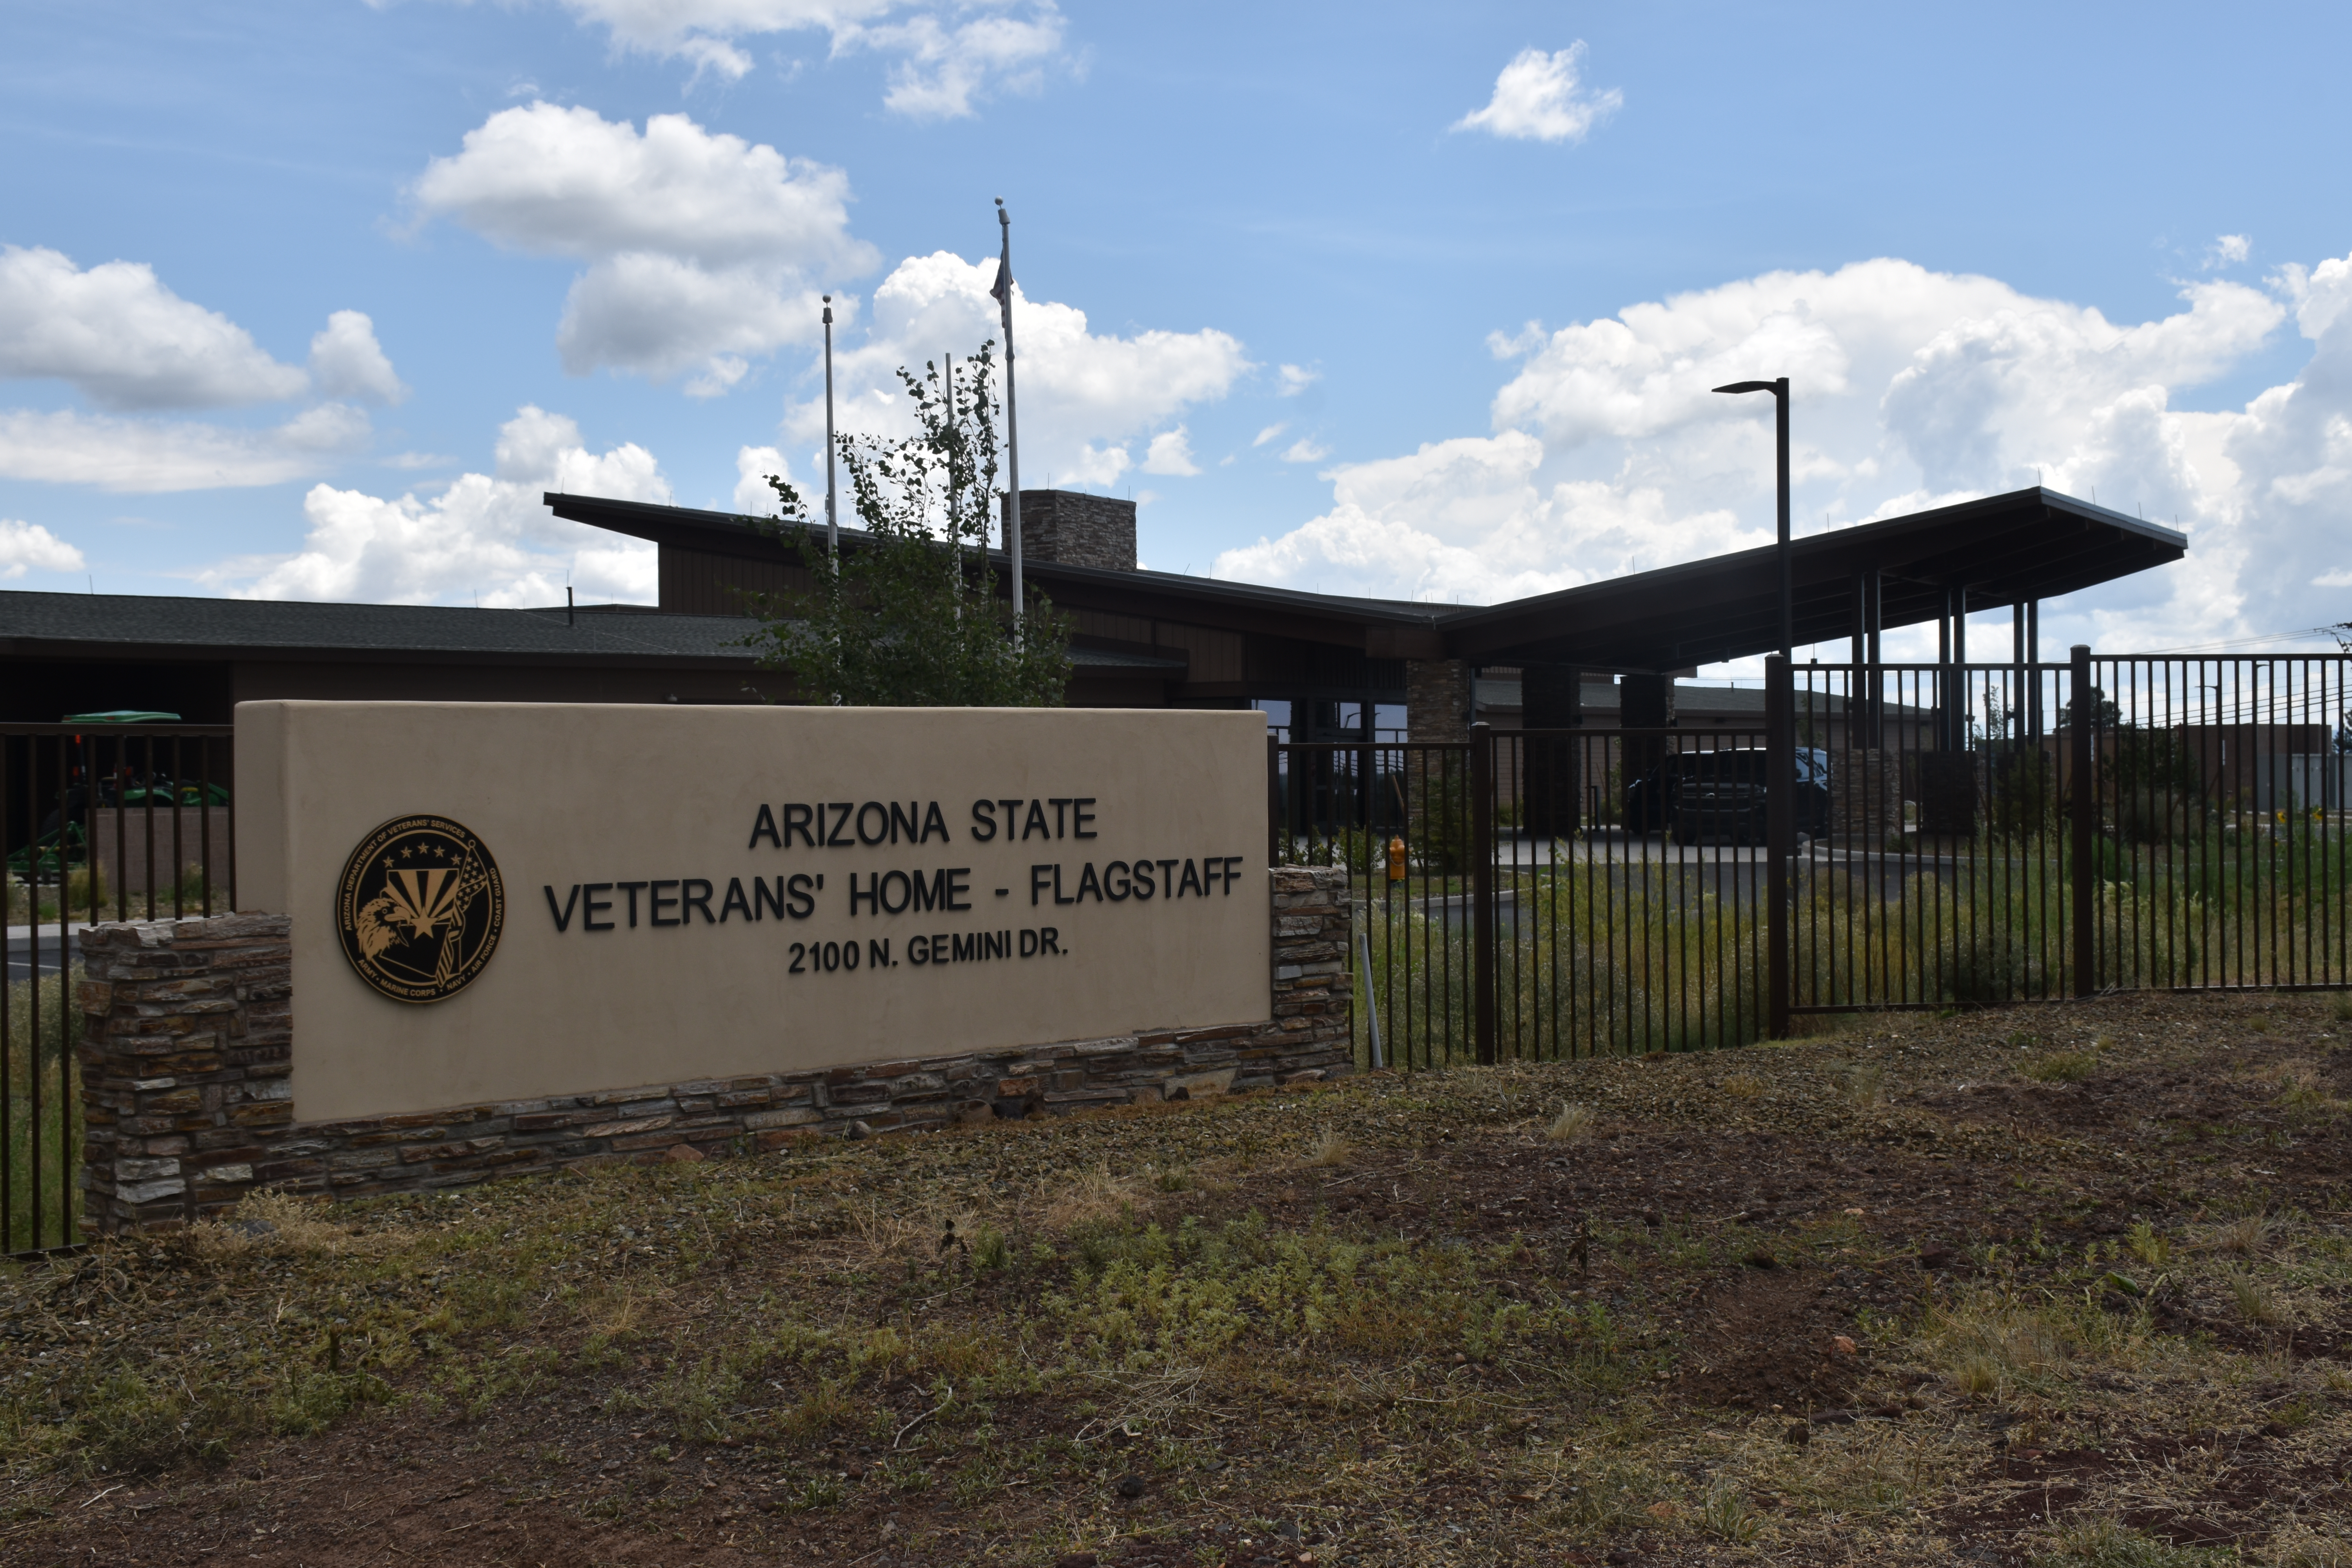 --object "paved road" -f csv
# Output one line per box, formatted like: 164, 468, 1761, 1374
6, 924, 89, 982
